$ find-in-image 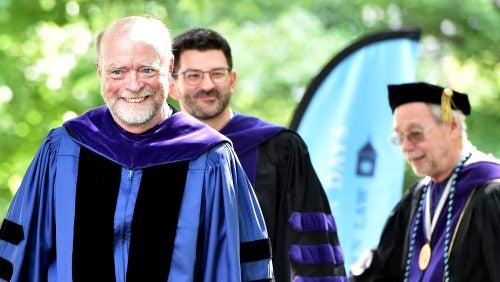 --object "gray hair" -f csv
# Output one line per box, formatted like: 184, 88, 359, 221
429, 104, 468, 143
